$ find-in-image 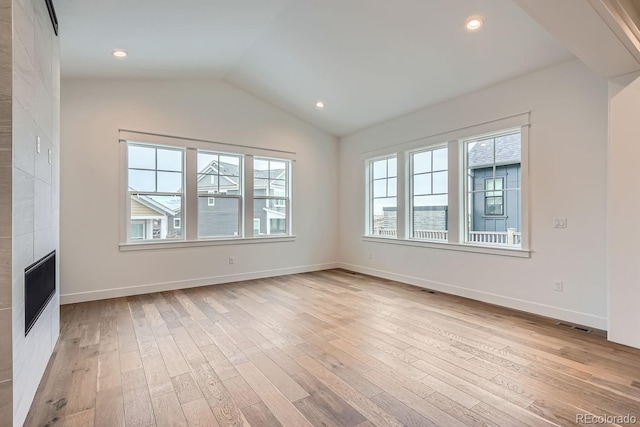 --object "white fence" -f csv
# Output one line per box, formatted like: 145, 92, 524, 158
371, 228, 521, 246
414, 230, 448, 241
468, 228, 521, 246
